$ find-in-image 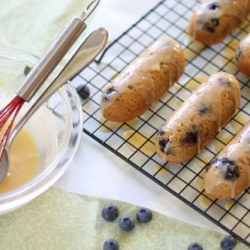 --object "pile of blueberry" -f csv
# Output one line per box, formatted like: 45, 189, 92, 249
101, 204, 152, 250
101, 204, 237, 250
